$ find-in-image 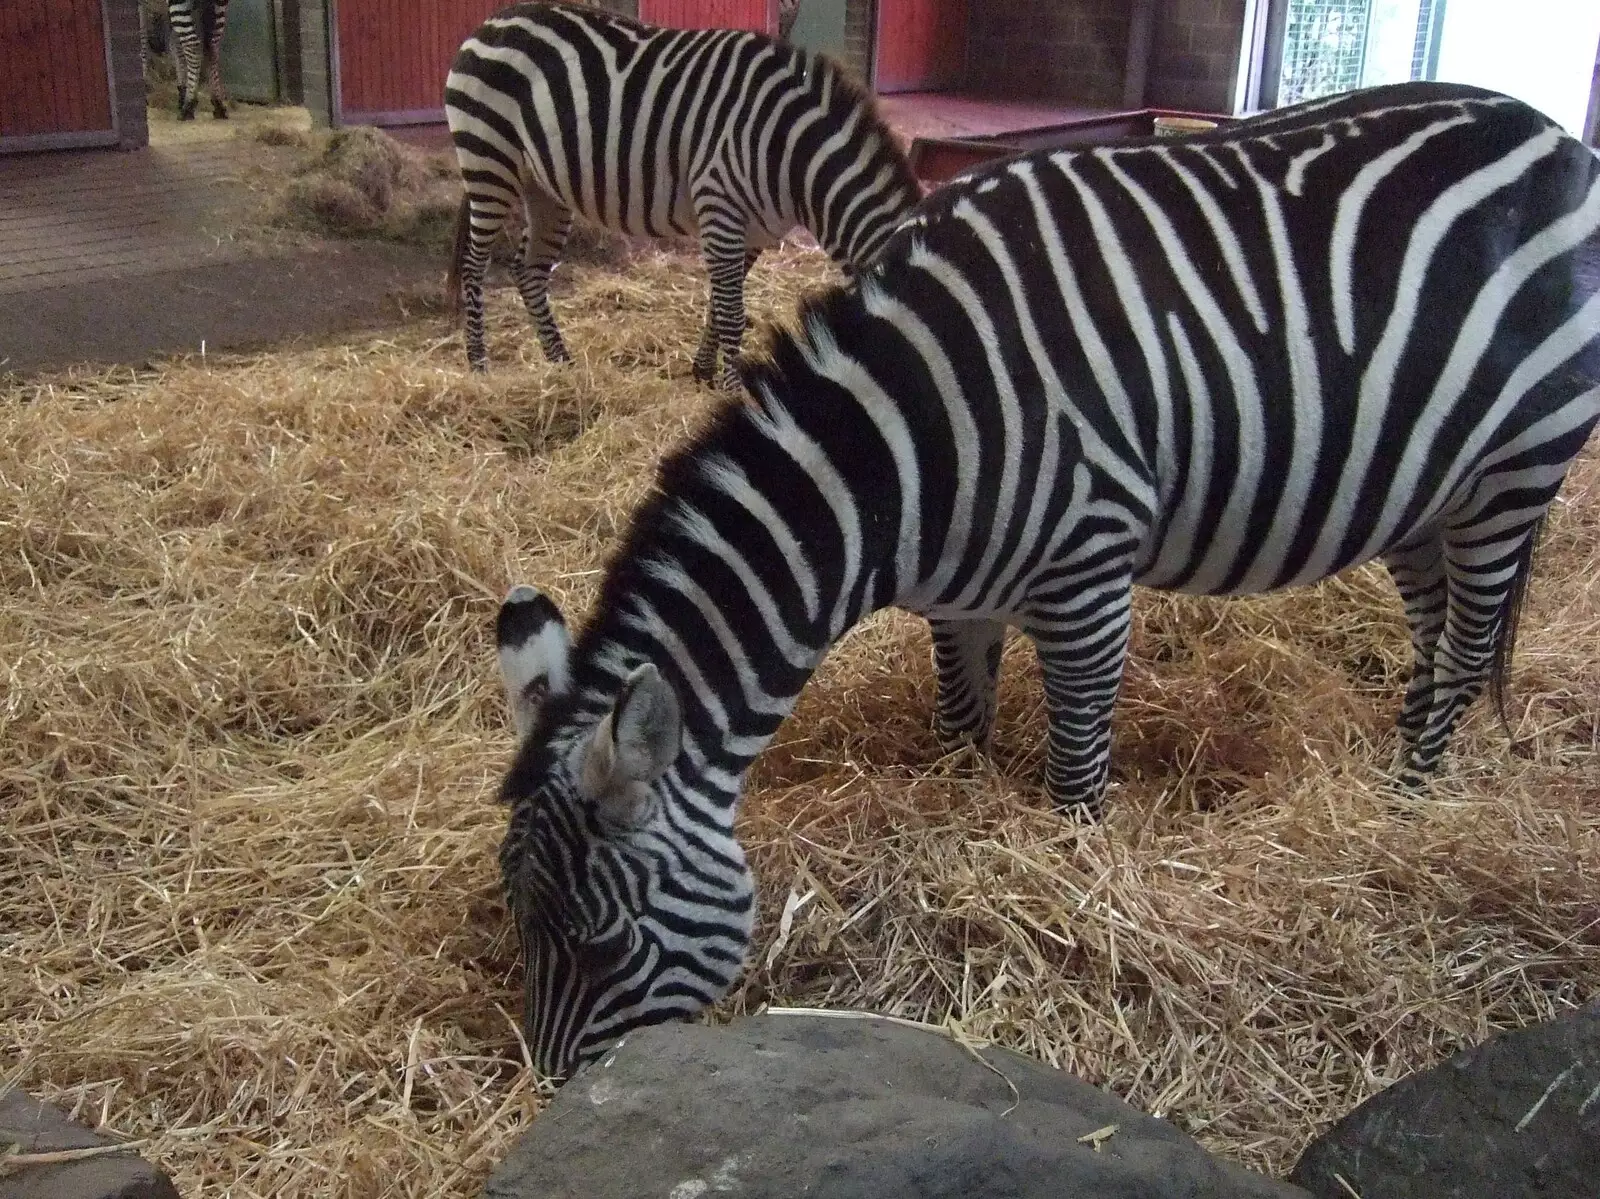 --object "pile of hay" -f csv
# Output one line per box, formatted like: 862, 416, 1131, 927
269, 125, 463, 245
3, 246, 1597, 1197
261, 124, 641, 266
